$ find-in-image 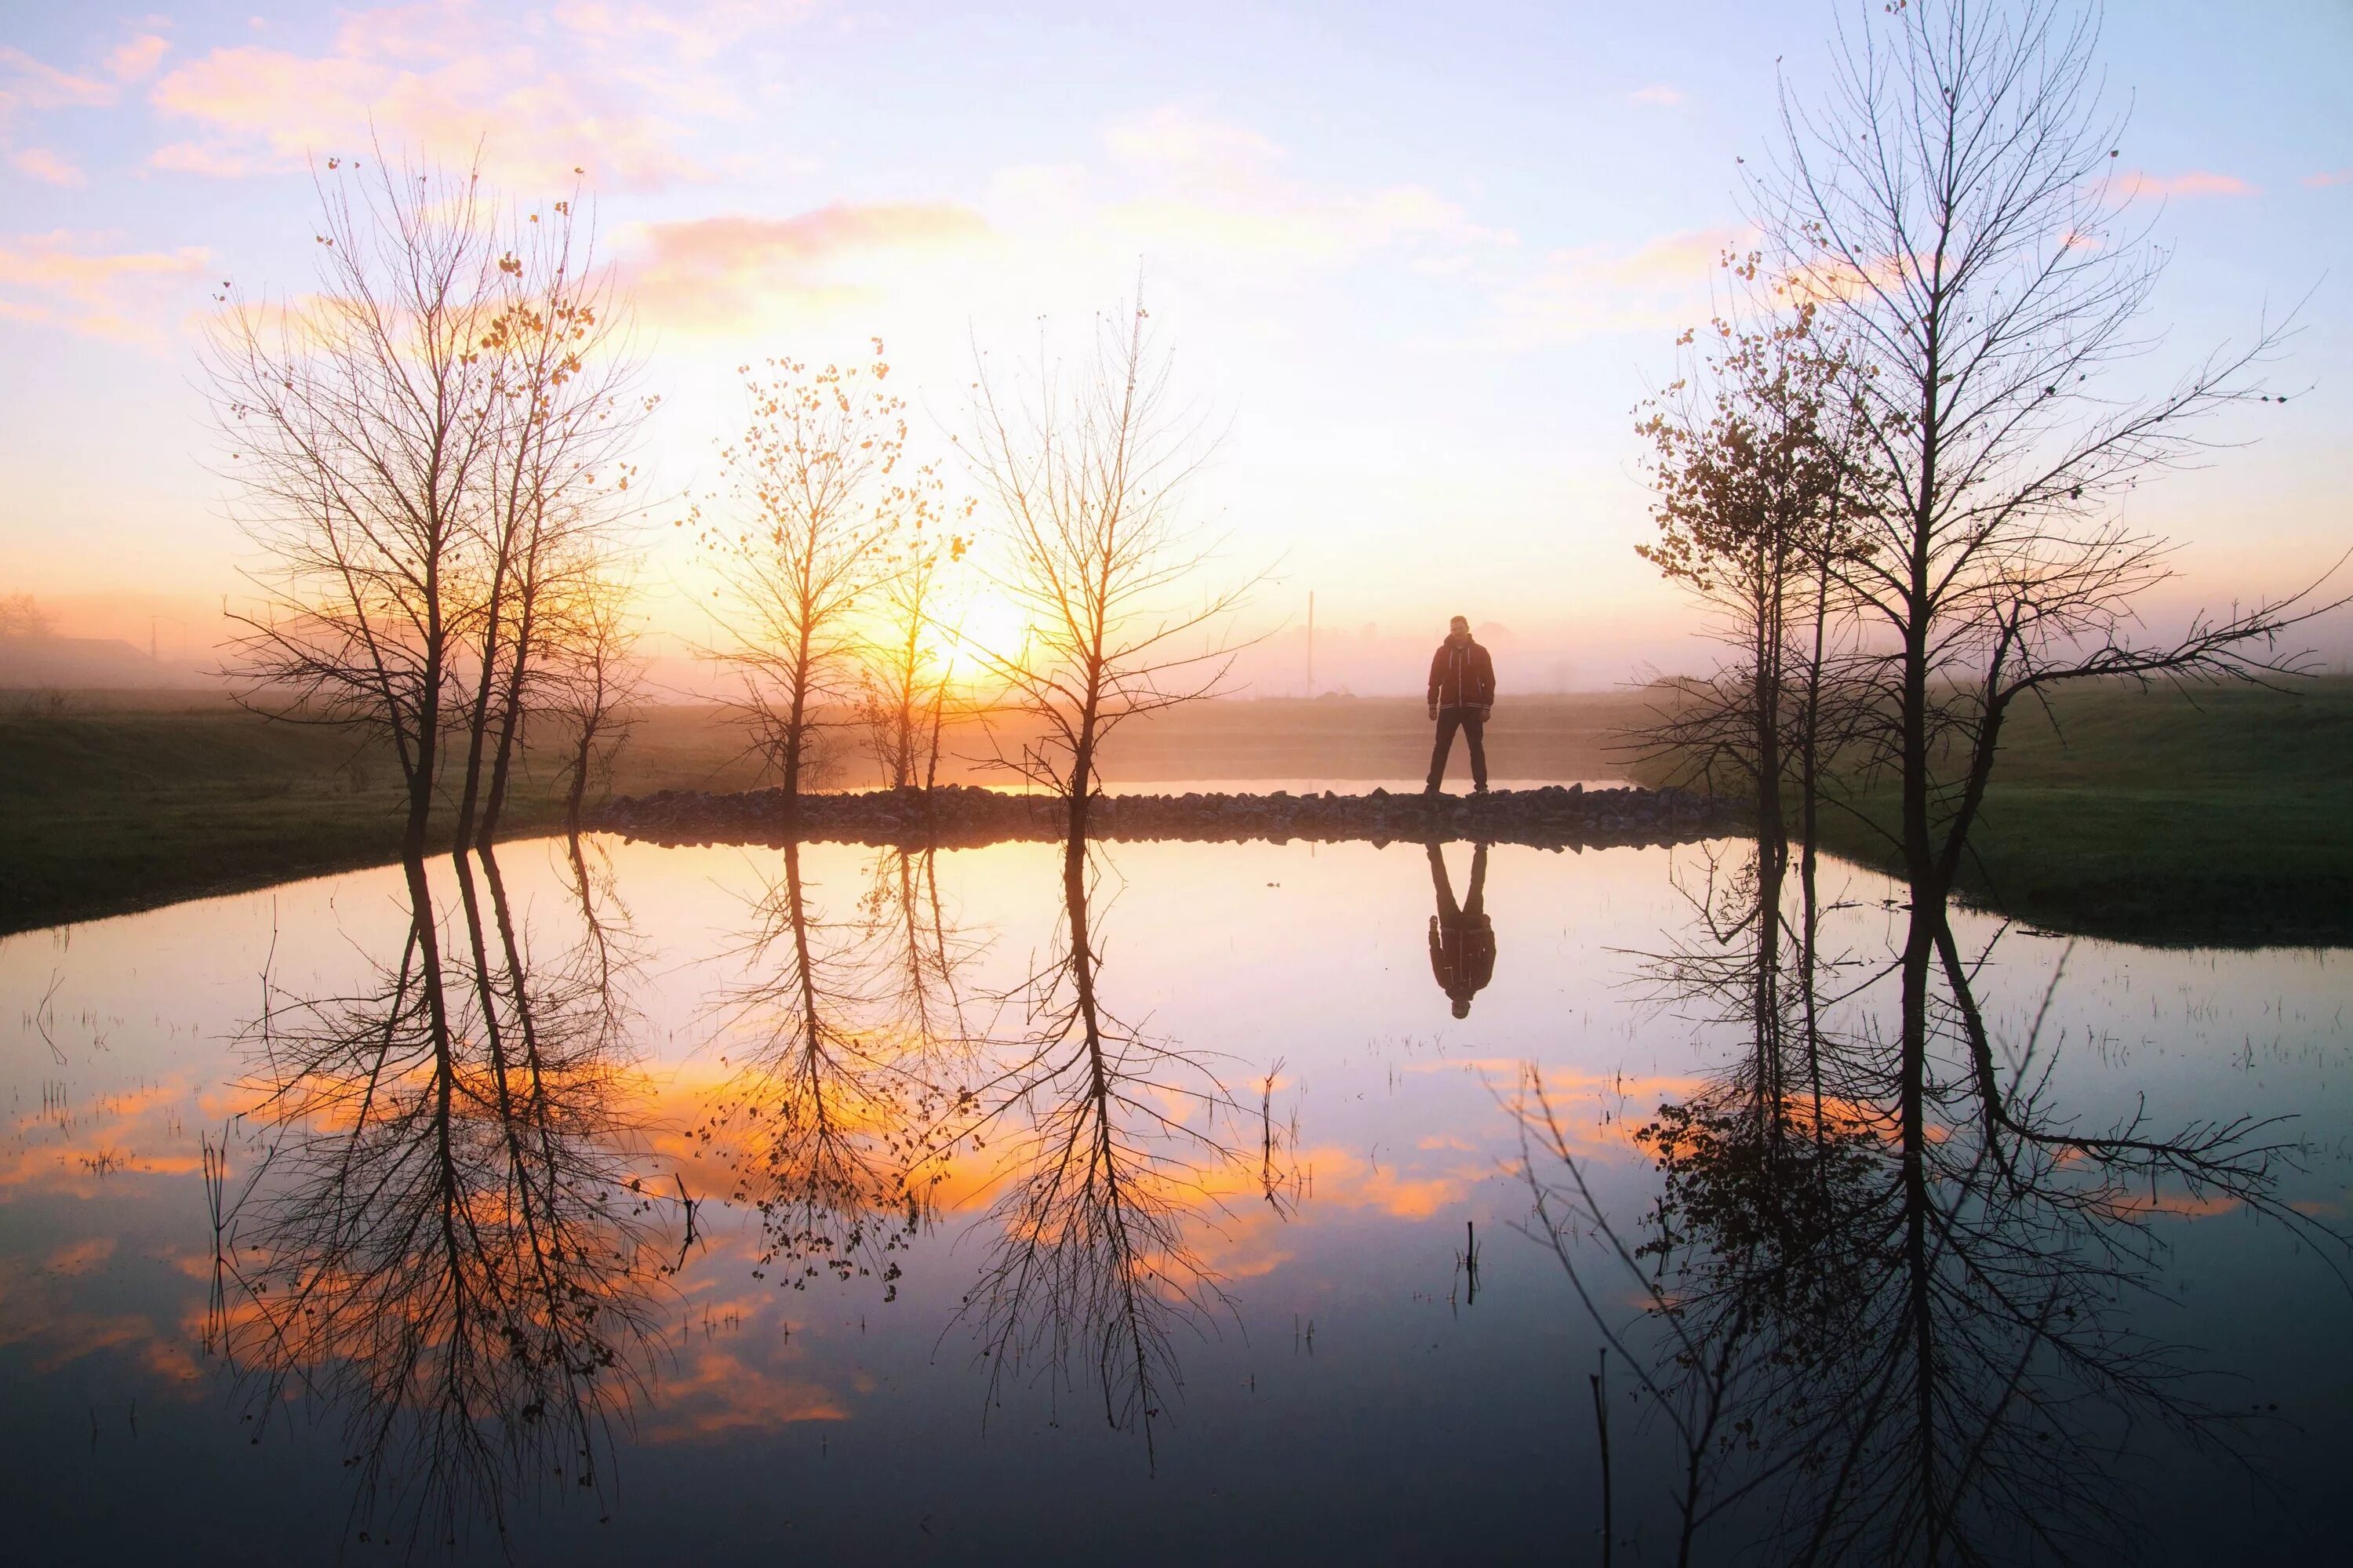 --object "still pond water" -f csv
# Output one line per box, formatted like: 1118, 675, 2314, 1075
2, 817, 2348, 1564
